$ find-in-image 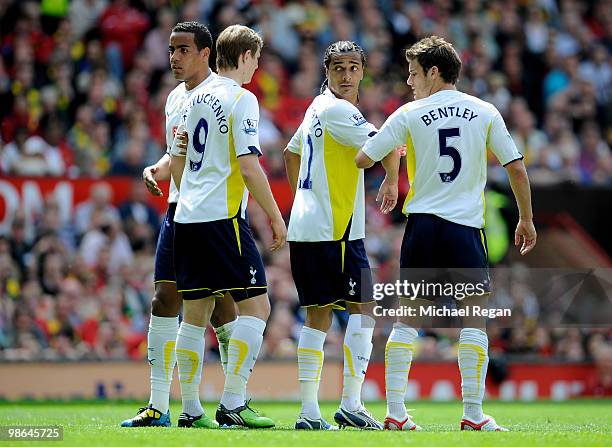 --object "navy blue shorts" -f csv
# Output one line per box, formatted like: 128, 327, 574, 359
400, 213, 490, 296
173, 215, 267, 301
153, 203, 177, 283
289, 239, 374, 308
